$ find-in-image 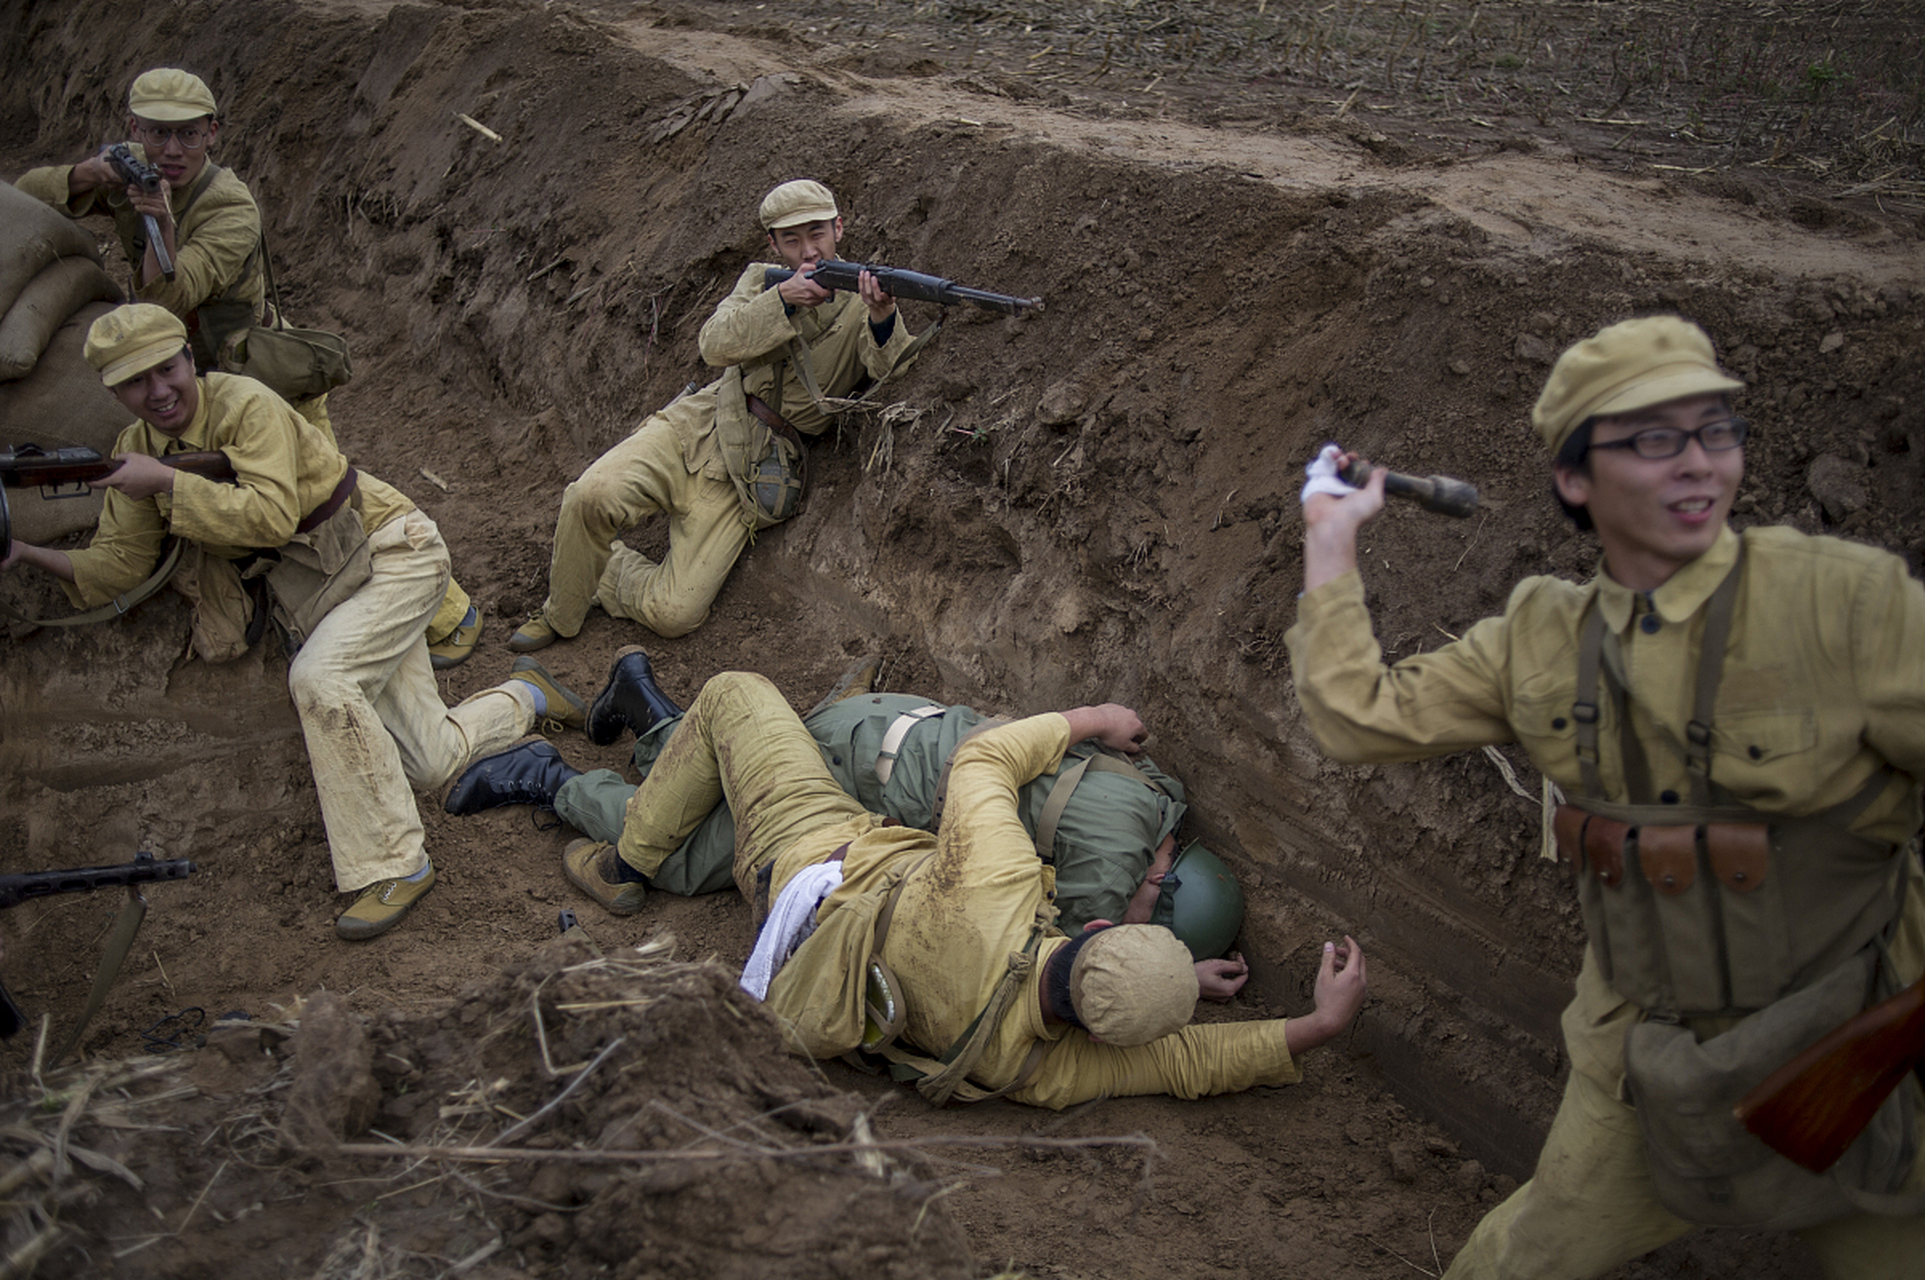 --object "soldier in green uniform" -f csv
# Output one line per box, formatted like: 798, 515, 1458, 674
446, 653, 1249, 983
